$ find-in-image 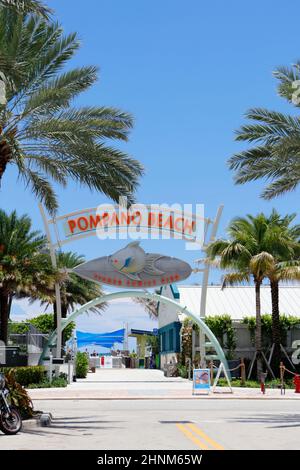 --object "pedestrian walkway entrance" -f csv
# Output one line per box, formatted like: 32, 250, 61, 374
39, 290, 230, 377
